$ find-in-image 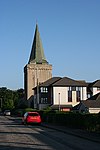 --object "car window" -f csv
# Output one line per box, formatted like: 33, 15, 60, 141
28, 113, 39, 116
5, 110, 10, 112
